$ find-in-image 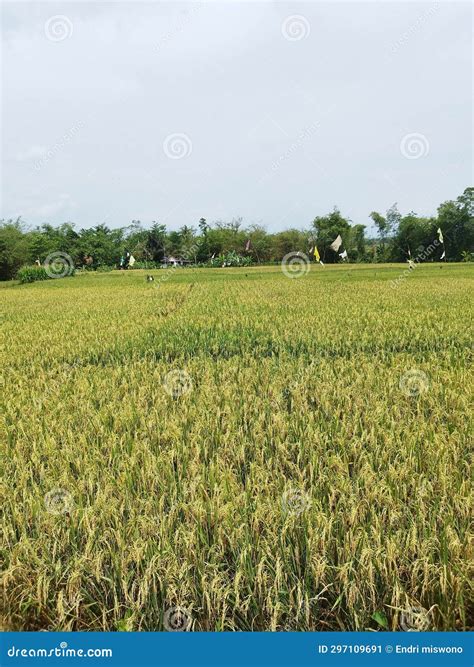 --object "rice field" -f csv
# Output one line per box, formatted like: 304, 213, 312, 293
1, 263, 473, 632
